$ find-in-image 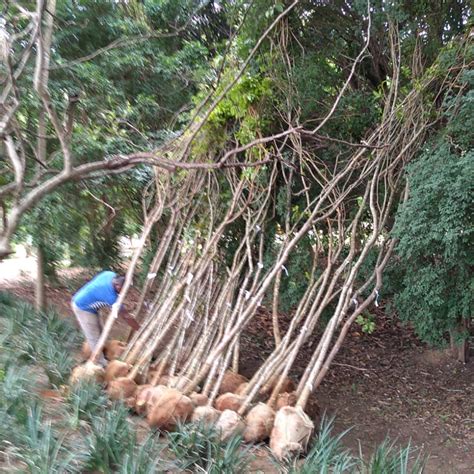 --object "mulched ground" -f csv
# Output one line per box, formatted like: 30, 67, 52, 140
240, 305, 474, 473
